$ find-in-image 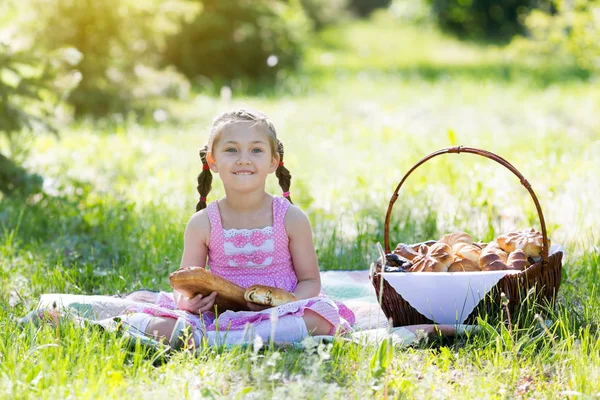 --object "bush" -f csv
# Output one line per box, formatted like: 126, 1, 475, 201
388, 0, 433, 24
300, 0, 350, 30
0, 43, 78, 195
162, 0, 310, 83
511, 0, 600, 72
427, 0, 552, 41
0, 153, 43, 197
25, 0, 194, 117
347, 0, 393, 17
0, 45, 56, 139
